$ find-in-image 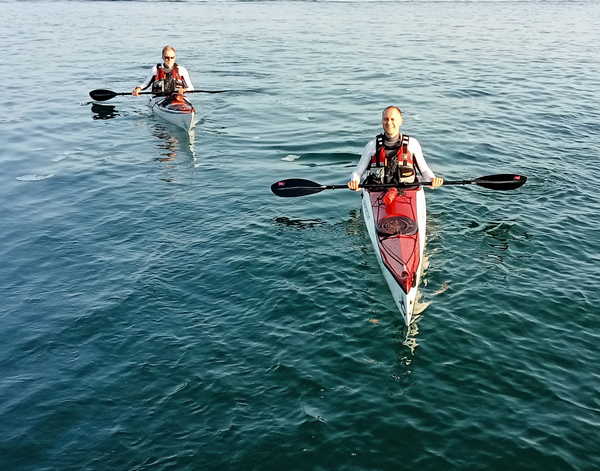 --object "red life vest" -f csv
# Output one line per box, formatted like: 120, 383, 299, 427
152, 63, 186, 95
370, 133, 413, 168
369, 134, 420, 185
